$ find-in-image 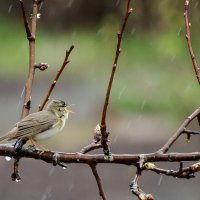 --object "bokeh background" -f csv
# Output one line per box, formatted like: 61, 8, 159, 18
0, 0, 200, 199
